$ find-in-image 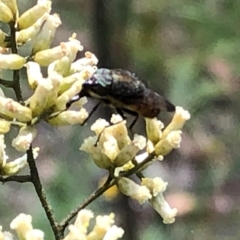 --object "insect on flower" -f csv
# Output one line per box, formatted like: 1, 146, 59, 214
67, 68, 175, 128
